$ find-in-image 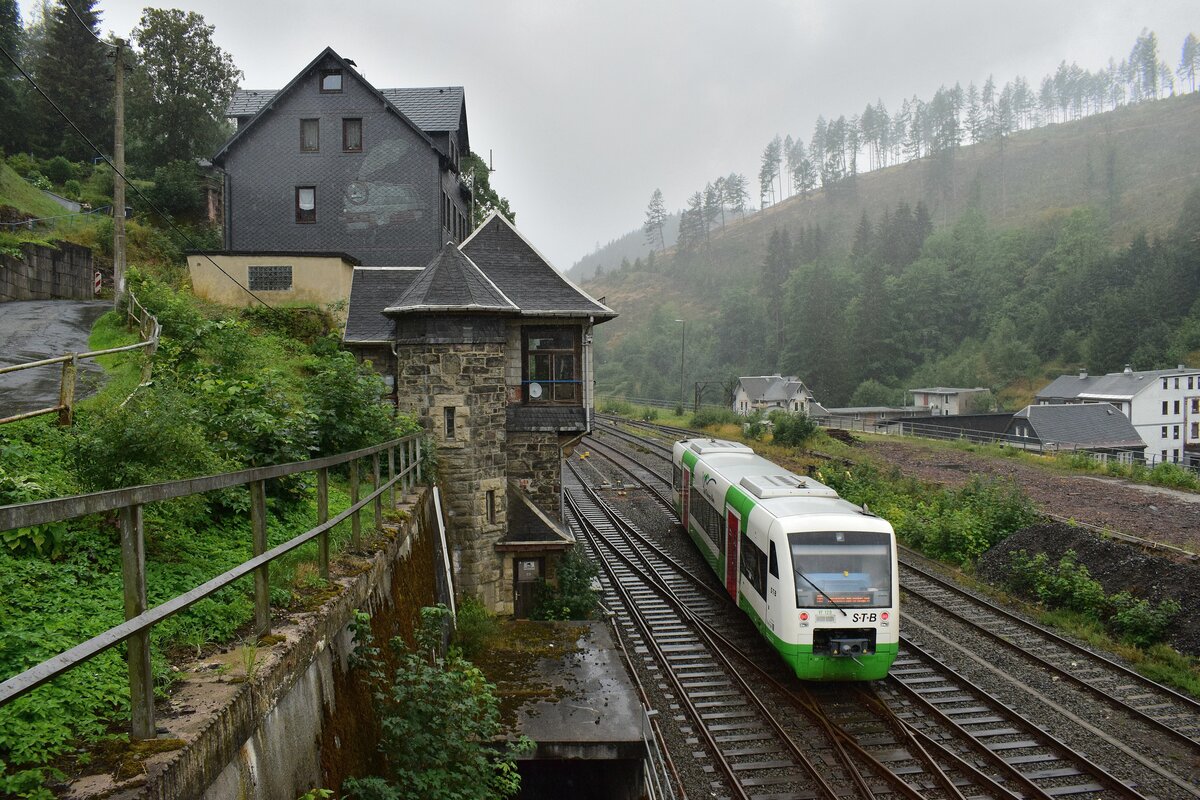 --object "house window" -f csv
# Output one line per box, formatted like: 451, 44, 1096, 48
1174, 449, 1180, 461
486, 490, 496, 524
1175, 400, 1181, 414
444, 407, 456, 440
295, 186, 316, 223
1174, 425, 1180, 440
300, 118, 319, 152
248, 265, 292, 291
320, 69, 342, 92
343, 118, 362, 152
1192, 422, 1199, 439
1162, 426, 1169, 439
523, 327, 579, 403
1175, 378, 1180, 389
1162, 401, 1169, 415
1190, 377, 1195, 390
1163, 379, 1169, 389
1193, 398, 1199, 414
